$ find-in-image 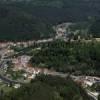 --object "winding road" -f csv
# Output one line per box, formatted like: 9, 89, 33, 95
87, 90, 98, 100
0, 74, 24, 84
